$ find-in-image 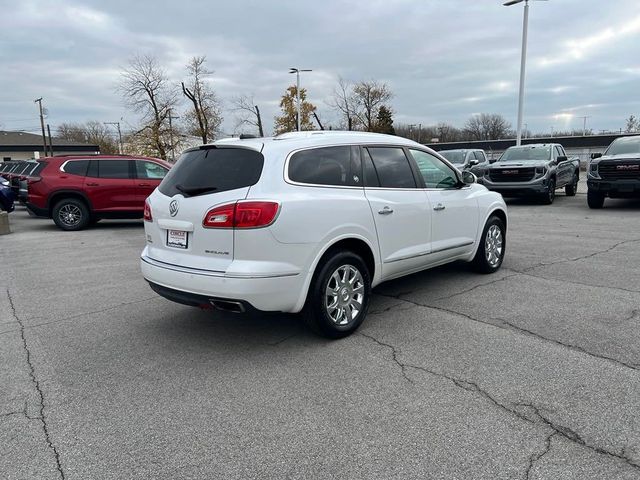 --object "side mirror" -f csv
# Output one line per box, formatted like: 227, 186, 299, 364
489, 158, 497, 164
557, 155, 567, 162
469, 159, 479, 166
461, 171, 477, 185
591, 152, 602, 159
